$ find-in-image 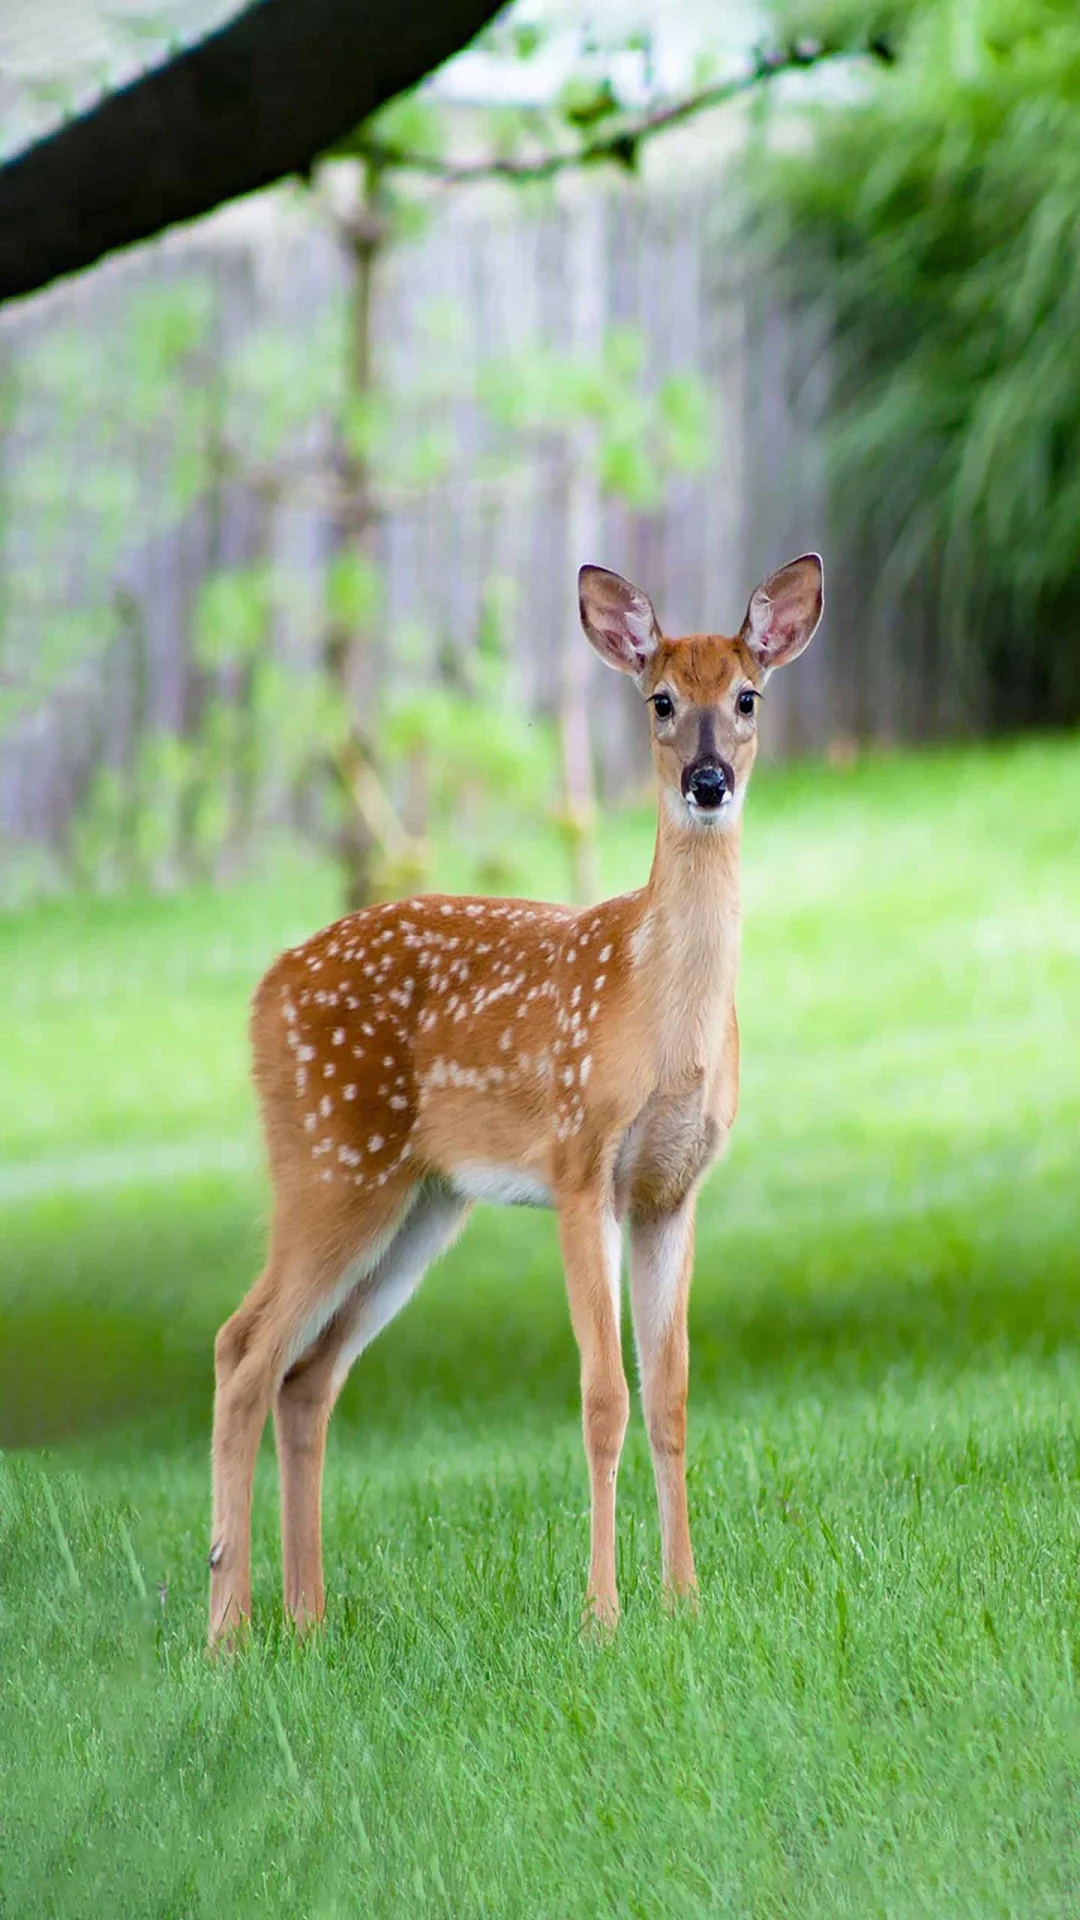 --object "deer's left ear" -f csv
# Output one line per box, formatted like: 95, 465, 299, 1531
741, 553, 824, 671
